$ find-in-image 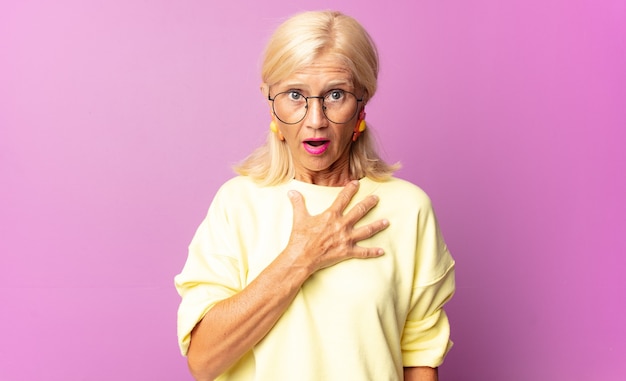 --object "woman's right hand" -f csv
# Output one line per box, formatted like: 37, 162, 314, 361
283, 180, 389, 275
